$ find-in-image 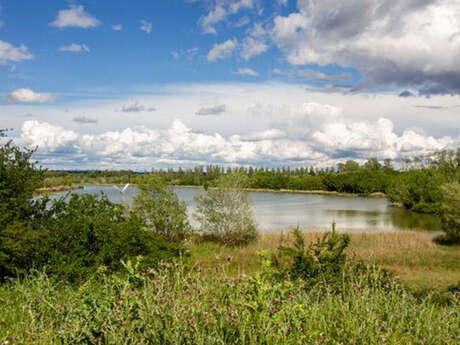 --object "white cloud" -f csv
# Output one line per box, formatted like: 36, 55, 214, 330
0, 40, 33, 63
198, 0, 256, 34
234, 67, 259, 77
207, 39, 237, 62
6, 88, 56, 104
21, 121, 78, 152
17, 115, 455, 169
59, 43, 90, 53
271, 0, 460, 95
51, 5, 100, 29
241, 37, 269, 60
199, 5, 226, 34
230, 0, 255, 14
140, 20, 152, 34
196, 104, 226, 115
112, 24, 123, 31
4, 82, 459, 169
